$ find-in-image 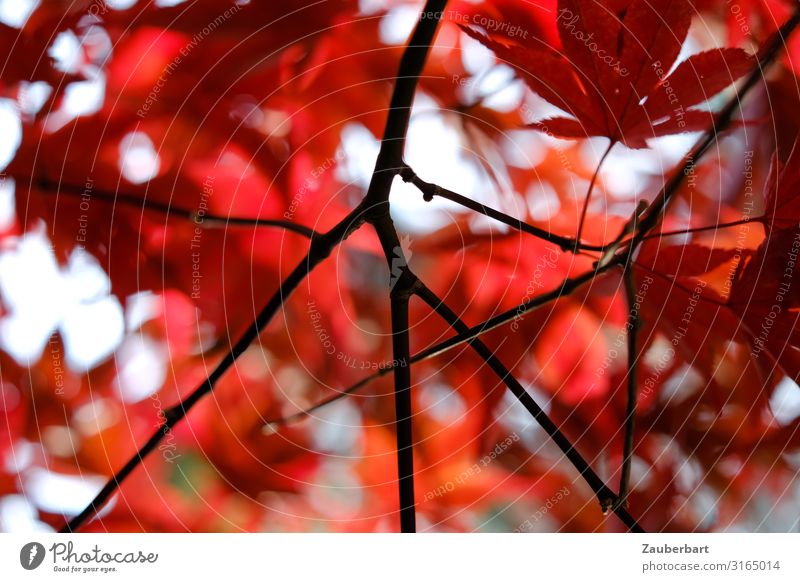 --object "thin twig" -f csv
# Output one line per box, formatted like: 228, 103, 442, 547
616, 262, 640, 511
34, 176, 319, 238
400, 165, 604, 252
641, 217, 756, 241
576, 140, 615, 249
